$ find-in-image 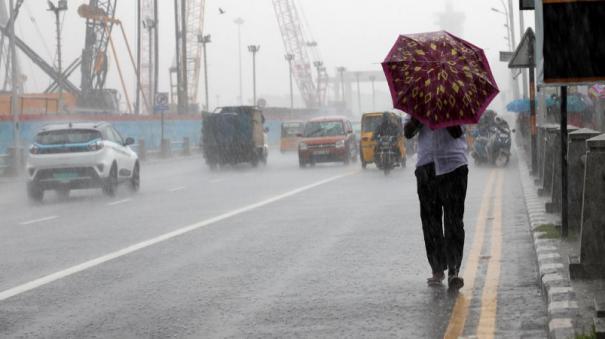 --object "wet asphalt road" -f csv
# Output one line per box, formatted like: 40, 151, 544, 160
0, 151, 547, 338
